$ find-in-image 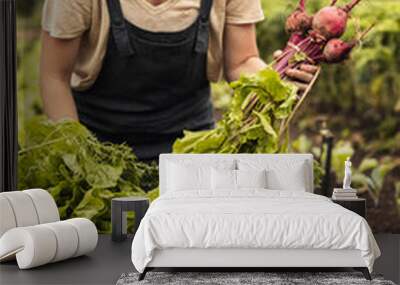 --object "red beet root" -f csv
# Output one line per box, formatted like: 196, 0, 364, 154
286, 14, 313, 34
286, 11, 313, 34
322, 22, 375, 63
312, 0, 362, 40
285, 0, 313, 34
323, 38, 355, 63
312, 6, 348, 39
